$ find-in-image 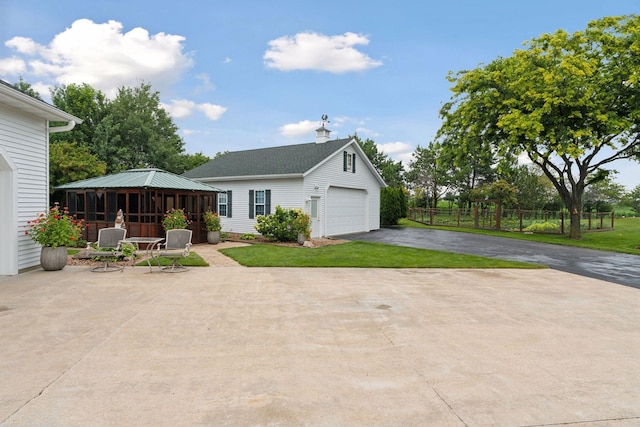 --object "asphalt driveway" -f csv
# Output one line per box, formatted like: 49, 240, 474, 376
348, 227, 640, 288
